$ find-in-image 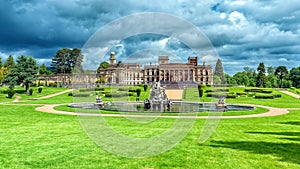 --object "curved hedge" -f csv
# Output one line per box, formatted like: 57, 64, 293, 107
105, 92, 134, 98
206, 92, 236, 98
